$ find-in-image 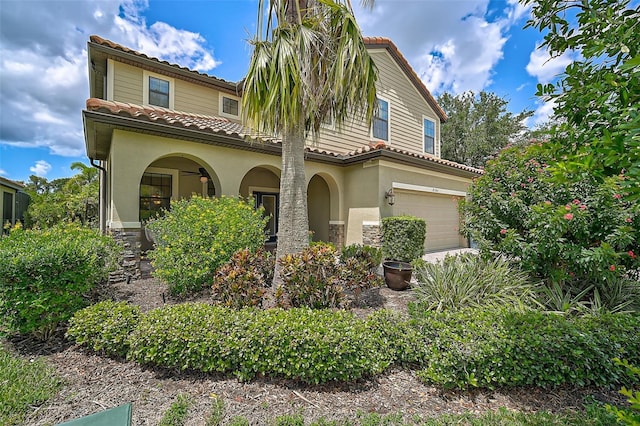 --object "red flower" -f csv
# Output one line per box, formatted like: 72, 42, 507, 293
579, 204, 587, 210
614, 194, 622, 199
565, 204, 572, 210
564, 213, 574, 220
629, 251, 637, 259
572, 199, 581, 205
500, 229, 507, 235
626, 217, 632, 223
609, 265, 616, 272
544, 201, 552, 205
